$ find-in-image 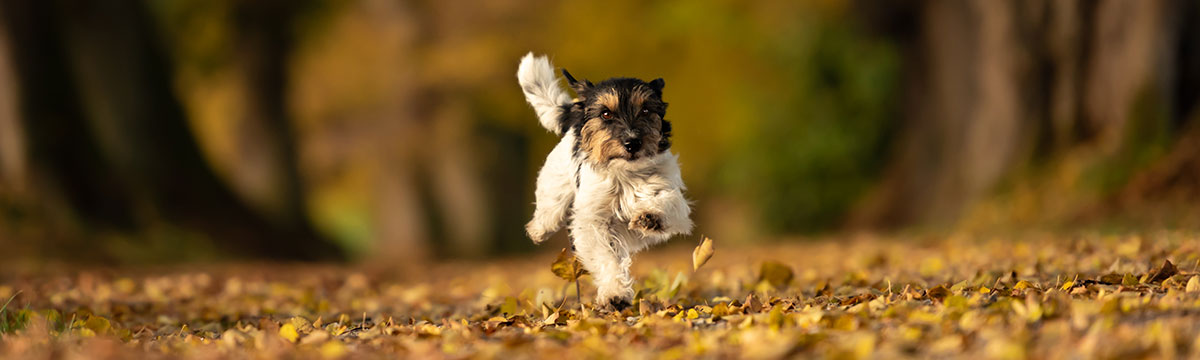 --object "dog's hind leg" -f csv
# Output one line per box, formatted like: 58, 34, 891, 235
526, 134, 577, 244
